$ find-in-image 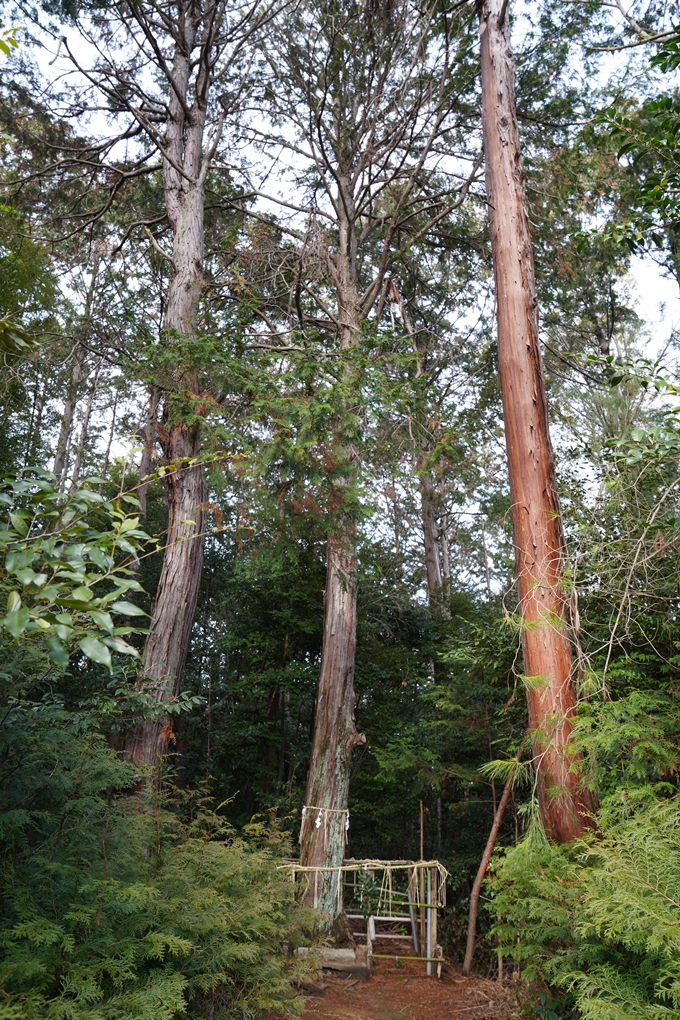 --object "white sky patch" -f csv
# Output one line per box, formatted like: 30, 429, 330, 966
630, 256, 680, 344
